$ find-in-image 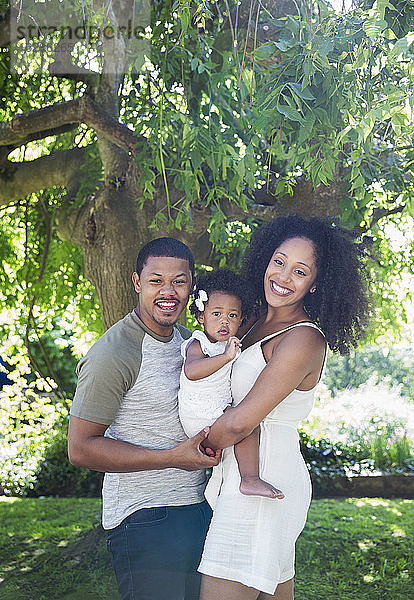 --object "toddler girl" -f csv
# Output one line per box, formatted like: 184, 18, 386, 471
178, 269, 284, 499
